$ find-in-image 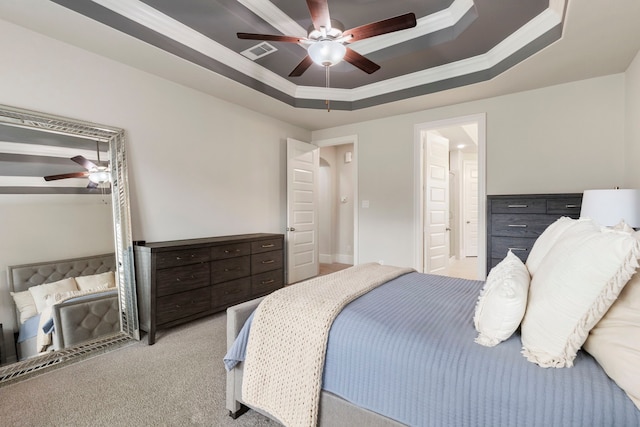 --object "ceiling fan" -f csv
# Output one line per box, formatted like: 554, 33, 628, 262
237, 0, 417, 77
43, 142, 111, 188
